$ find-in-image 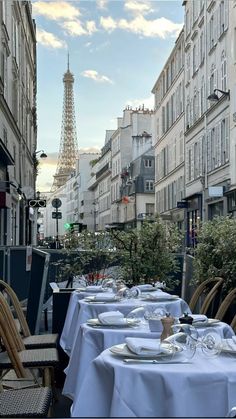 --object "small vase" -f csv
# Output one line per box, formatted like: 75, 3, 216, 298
160, 316, 174, 341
